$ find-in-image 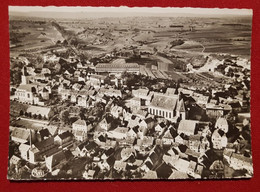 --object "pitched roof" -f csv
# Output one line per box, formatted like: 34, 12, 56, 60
73, 119, 87, 126
10, 155, 21, 165
178, 120, 199, 136
176, 99, 186, 112
165, 88, 177, 96
57, 131, 73, 140
34, 137, 54, 150
143, 170, 157, 179
168, 170, 189, 179
156, 163, 173, 179
17, 84, 37, 92
39, 129, 50, 139
215, 117, 228, 128
11, 128, 30, 141
26, 106, 51, 117
150, 94, 178, 111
